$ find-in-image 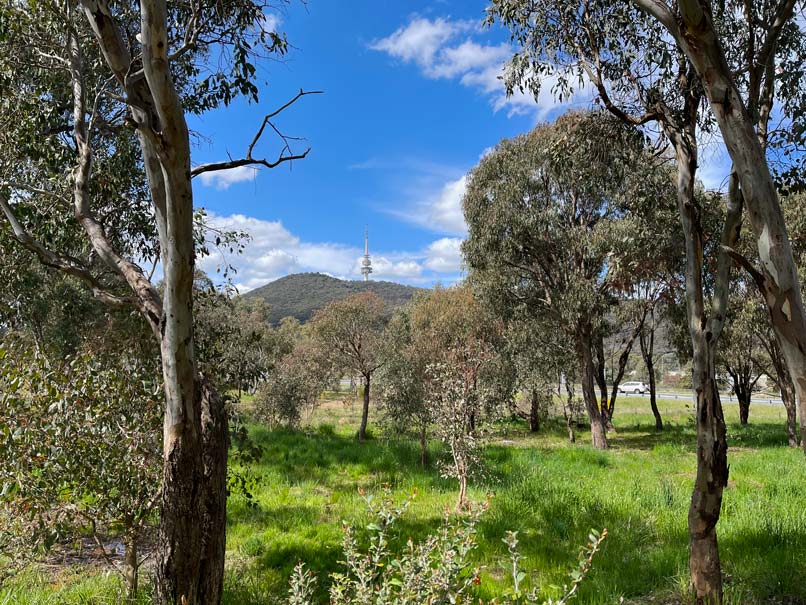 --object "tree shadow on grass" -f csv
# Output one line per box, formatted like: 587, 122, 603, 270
608, 421, 792, 451
246, 425, 445, 488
